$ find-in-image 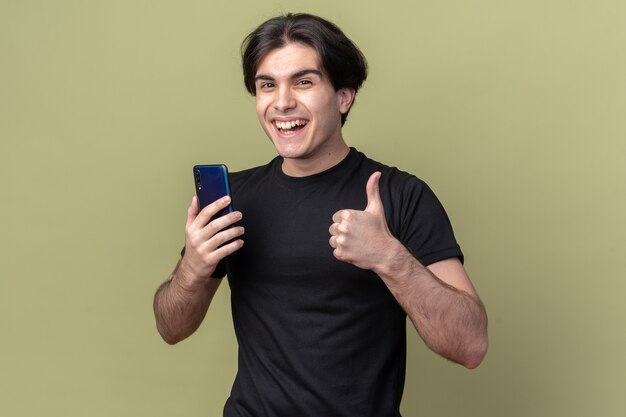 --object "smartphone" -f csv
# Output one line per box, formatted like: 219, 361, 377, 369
193, 164, 233, 219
